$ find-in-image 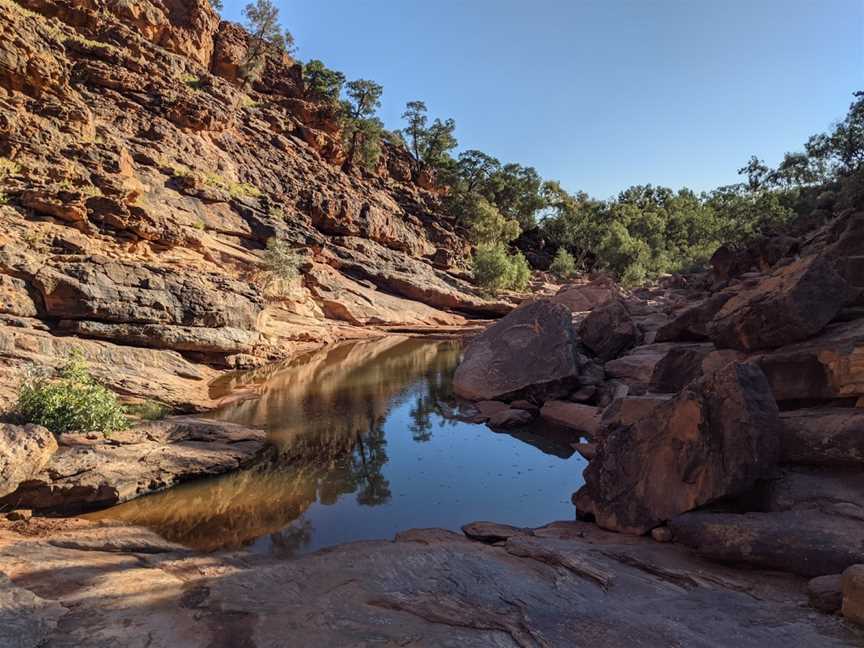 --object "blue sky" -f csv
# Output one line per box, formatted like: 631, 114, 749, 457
217, 0, 863, 198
